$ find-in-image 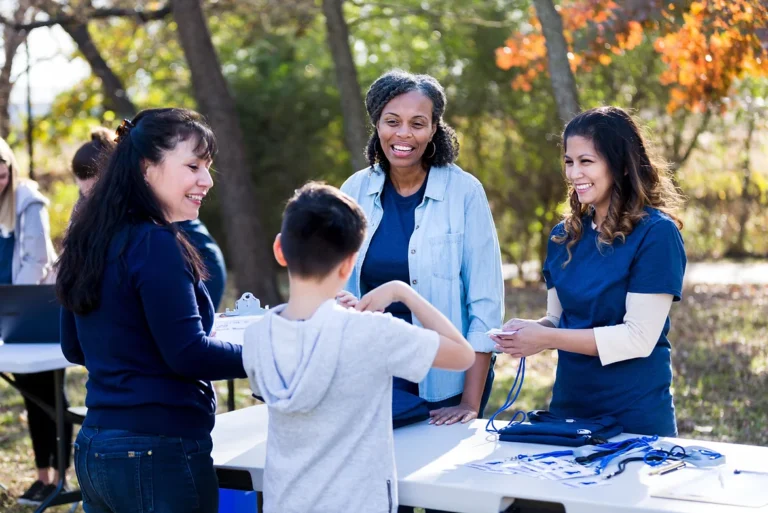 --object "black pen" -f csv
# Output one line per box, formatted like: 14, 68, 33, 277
734, 469, 768, 476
